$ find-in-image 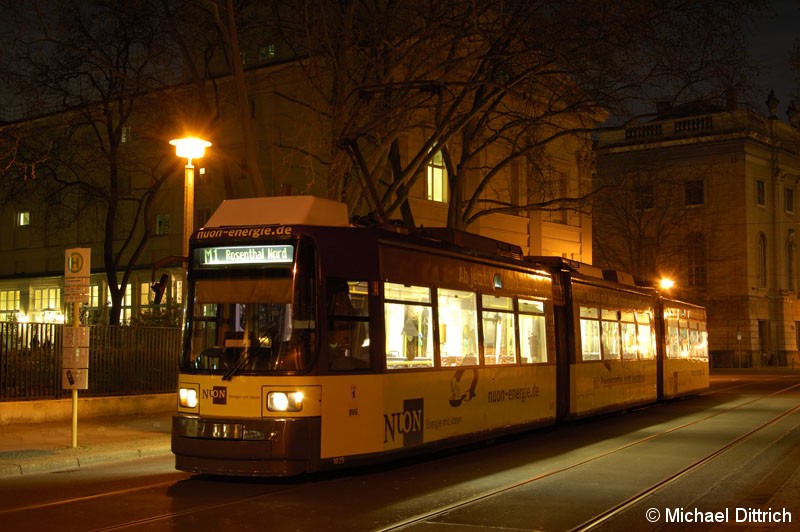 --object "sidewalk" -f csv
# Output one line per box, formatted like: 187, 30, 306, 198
0, 411, 173, 477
